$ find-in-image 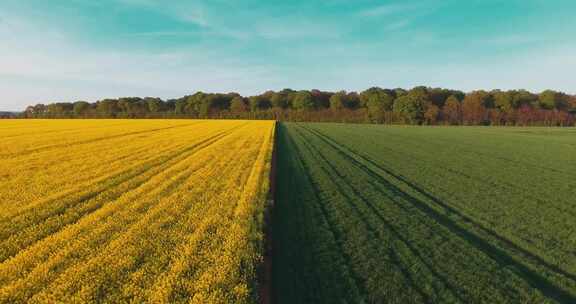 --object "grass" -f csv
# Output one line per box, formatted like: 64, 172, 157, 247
273, 123, 576, 304
2, 119, 575, 303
